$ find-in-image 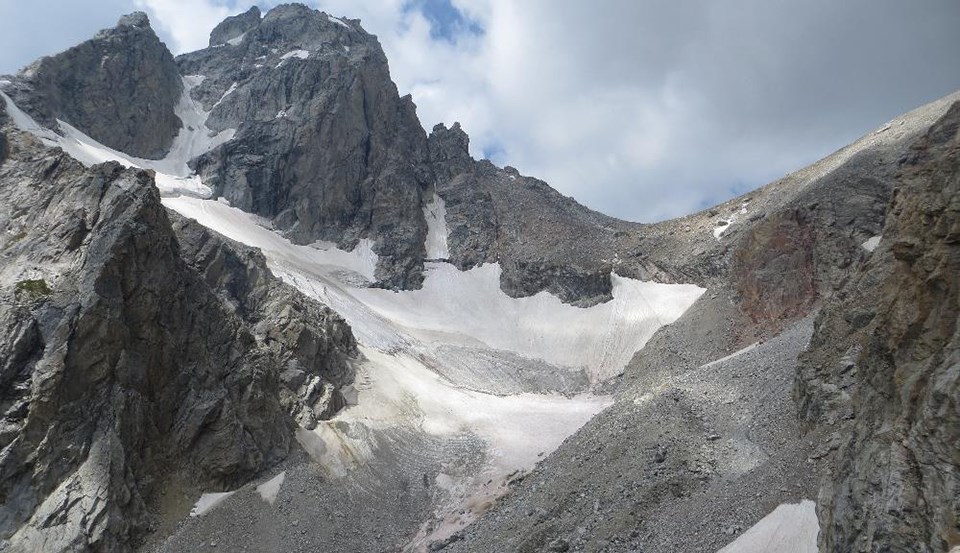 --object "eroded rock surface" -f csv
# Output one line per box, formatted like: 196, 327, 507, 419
797, 101, 960, 553
0, 114, 355, 552
0, 13, 182, 159
181, 4, 431, 289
